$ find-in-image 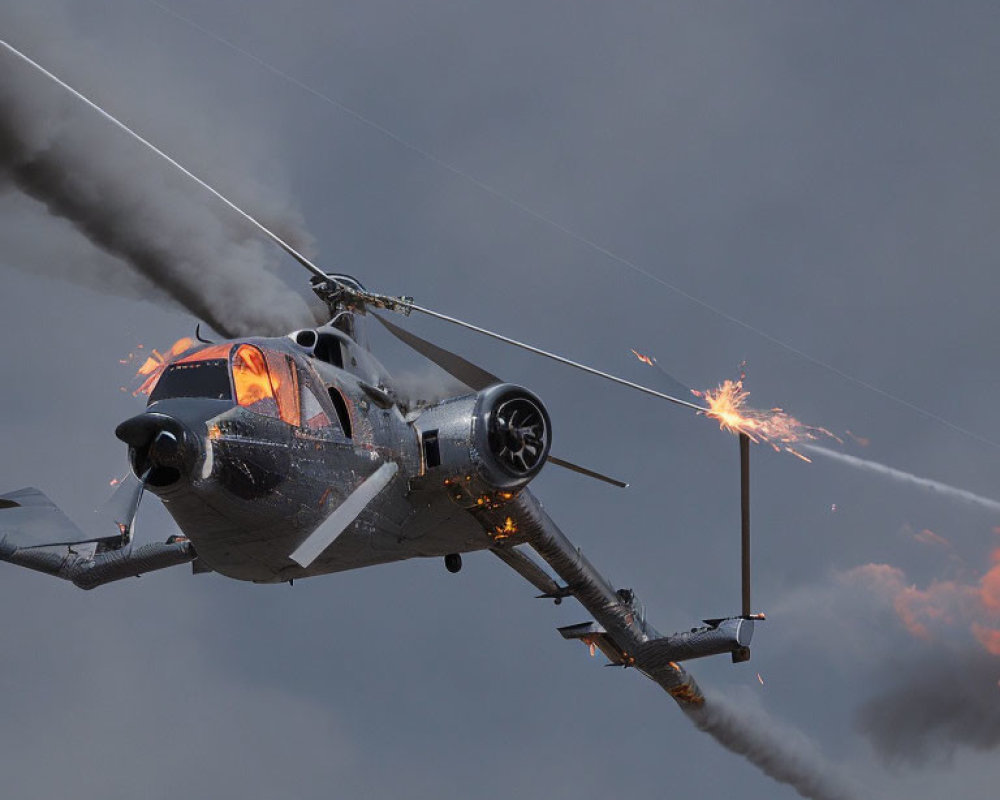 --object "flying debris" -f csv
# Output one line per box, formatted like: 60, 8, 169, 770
631, 348, 655, 367
133, 337, 196, 396
757, 672, 765, 686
